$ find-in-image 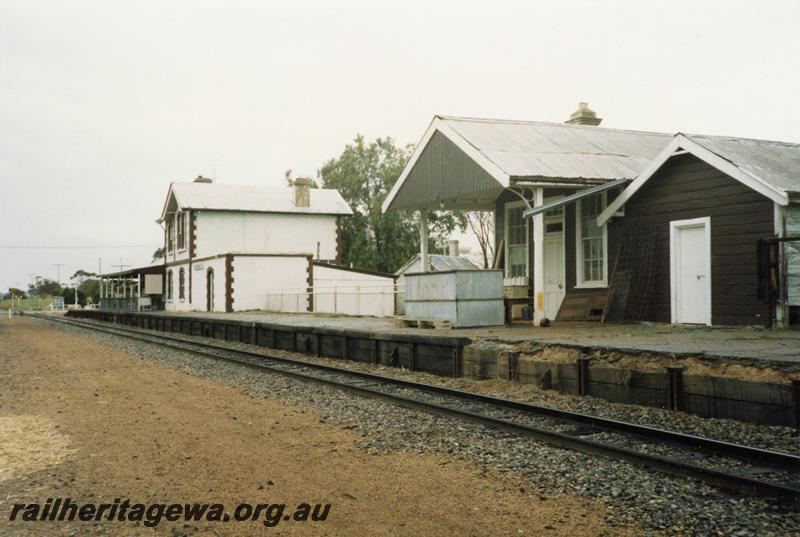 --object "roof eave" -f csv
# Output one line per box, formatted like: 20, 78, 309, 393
382, 117, 510, 213
157, 183, 179, 223
169, 207, 353, 217
510, 176, 620, 186
597, 134, 790, 226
